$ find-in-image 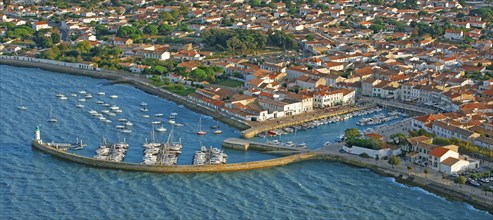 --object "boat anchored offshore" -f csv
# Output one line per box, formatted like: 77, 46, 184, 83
196, 118, 207, 135
47, 106, 57, 123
